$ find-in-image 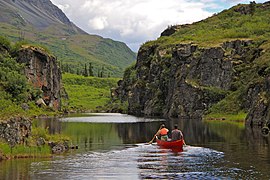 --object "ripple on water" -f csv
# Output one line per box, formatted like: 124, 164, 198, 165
30, 144, 259, 180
